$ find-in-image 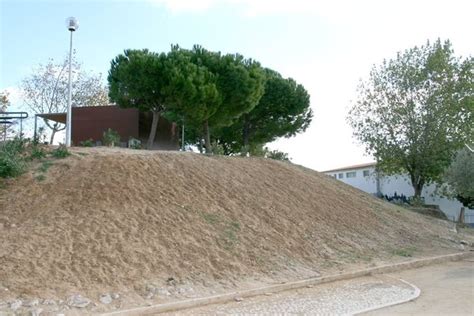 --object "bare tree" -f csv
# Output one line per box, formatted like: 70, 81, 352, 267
21, 52, 109, 144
